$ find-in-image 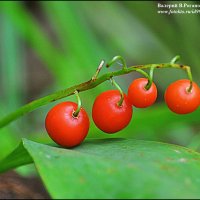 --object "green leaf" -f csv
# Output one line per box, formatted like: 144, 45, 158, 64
1, 138, 200, 198
0, 103, 20, 160
0, 140, 32, 173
